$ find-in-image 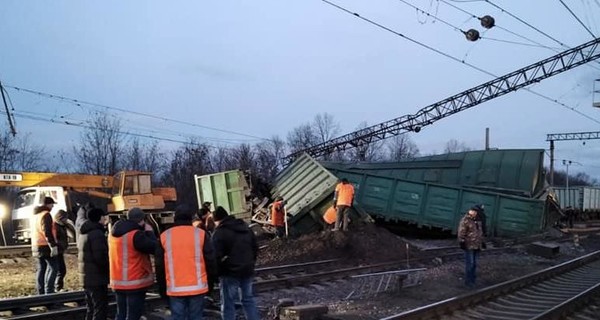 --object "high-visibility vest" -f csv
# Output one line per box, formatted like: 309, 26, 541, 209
160, 226, 209, 296
270, 201, 285, 227
31, 211, 56, 247
109, 230, 154, 290
335, 183, 355, 207
323, 206, 337, 225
